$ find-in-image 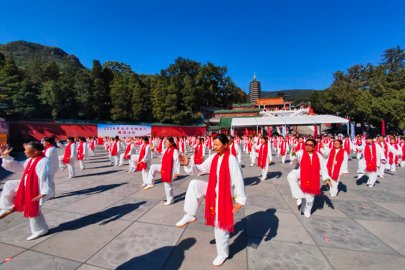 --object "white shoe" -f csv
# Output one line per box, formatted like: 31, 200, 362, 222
164, 200, 174, 206
367, 184, 374, 188
175, 215, 196, 227
60, 166, 67, 171
26, 229, 48, 241
304, 211, 311, 218
249, 164, 254, 167
67, 176, 73, 179
296, 198, 303, 206
141, 183, 147, 188
330, 194, 337, 197
212, 255, 227, 266
289, 162, 293, 165
143, 185, 154, 190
